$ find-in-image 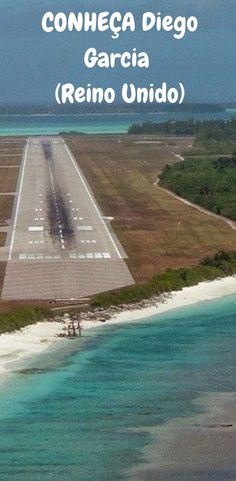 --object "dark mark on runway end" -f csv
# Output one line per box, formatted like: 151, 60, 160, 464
42, 139, 75, 248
